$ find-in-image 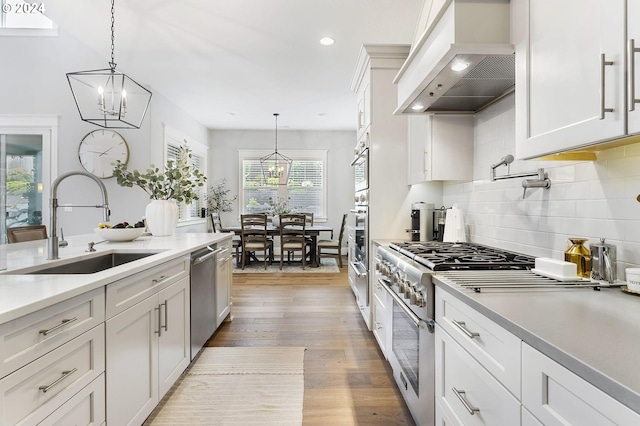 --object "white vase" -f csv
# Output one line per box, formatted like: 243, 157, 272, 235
145, 200, 178, 236
271, 215, 280, 227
